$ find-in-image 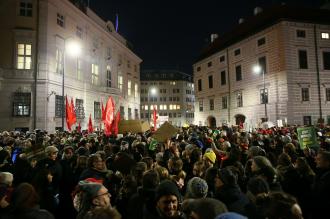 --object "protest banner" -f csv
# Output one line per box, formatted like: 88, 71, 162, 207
297, 127, 318, 149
